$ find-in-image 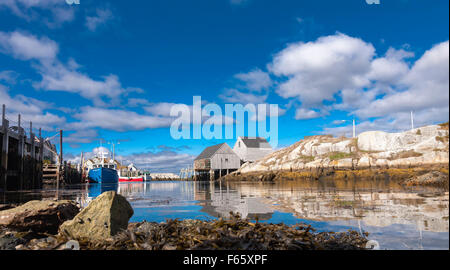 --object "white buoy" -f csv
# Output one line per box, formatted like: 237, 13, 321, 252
365, 240, 380, 250
65, 240, 80, 250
